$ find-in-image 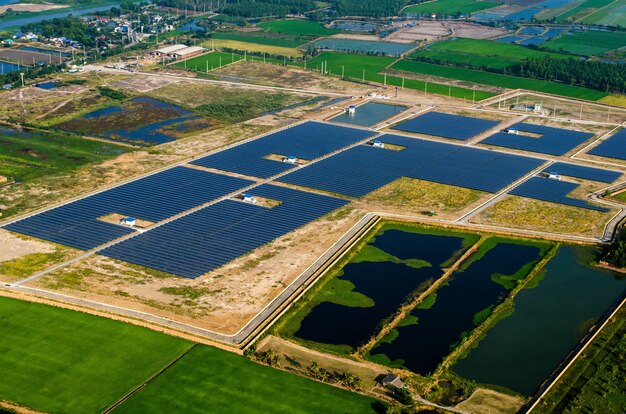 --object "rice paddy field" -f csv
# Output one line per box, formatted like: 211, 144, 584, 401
402, 0, 500, 14
0, 295, 381, 414
390, 60, 608, 101
0, 126, 130, 182
202, 38, 303, 57
307, 52, 495, 101
259, 19, 340, 37
210, 32, 307, 48
553, 0, 615, 22
580, 0, 626, 26
543, 30, 626, 56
